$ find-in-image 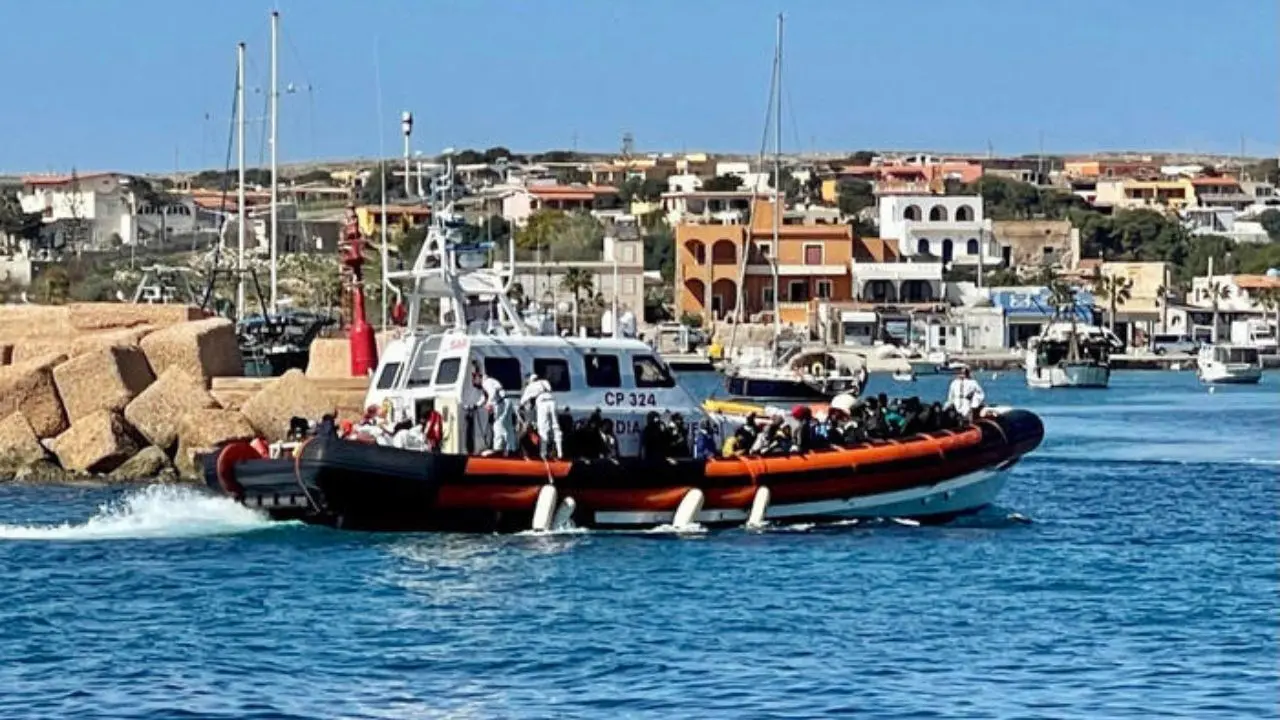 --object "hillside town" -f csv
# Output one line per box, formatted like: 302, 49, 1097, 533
3, 147, 1279, 357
